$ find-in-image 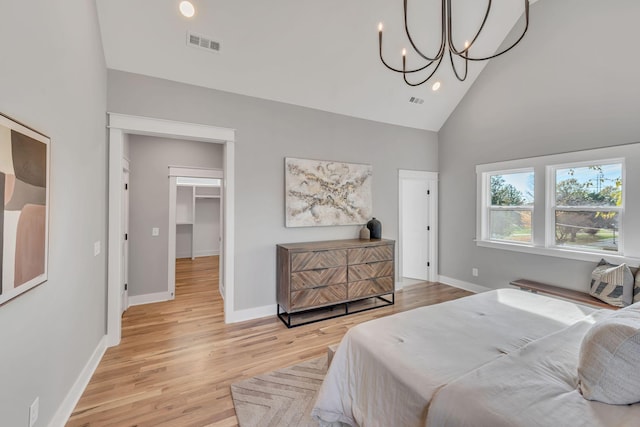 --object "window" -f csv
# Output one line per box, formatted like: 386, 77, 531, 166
476, 144, 638, 263
550, 162, 623, 253
487, 171, 534, 243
